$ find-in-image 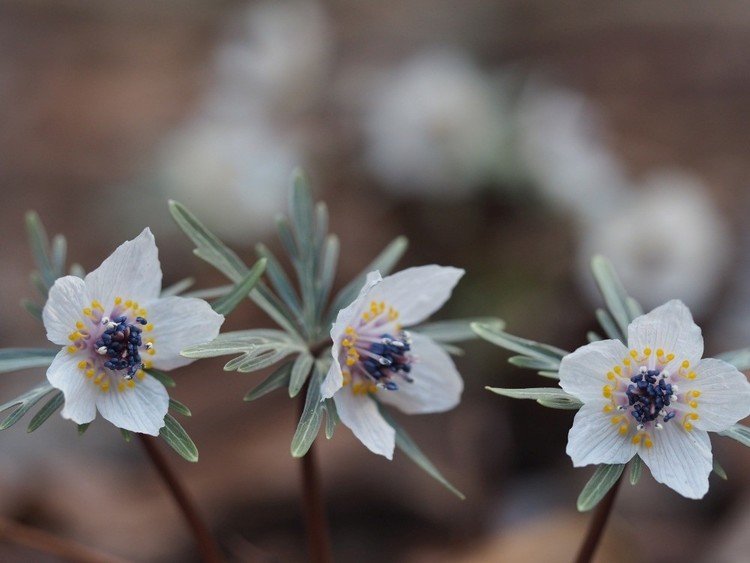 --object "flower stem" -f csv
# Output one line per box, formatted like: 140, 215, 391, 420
574, 473, 624, 563
0, 516, 128, 563
138, 435, 224, 563
298, 390, 333, 563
